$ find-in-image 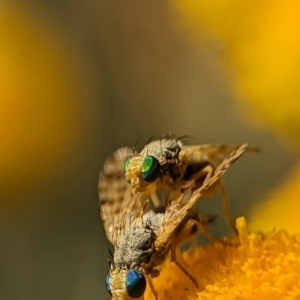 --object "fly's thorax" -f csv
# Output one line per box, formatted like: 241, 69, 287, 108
142, 210, 164, 232
108, 269, 147, 300
114, 222, 155, 268
139, 138, 183, 160
140, 139, 185, 184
